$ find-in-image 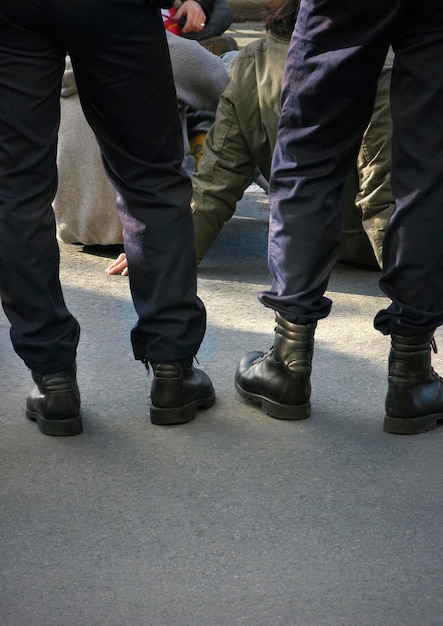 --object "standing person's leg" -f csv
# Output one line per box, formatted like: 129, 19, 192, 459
235, 0, 399, 420
263, 1, 397, 322
374, 0, 443, 433
0, 2, 82, 435
59, 0, 214, 424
